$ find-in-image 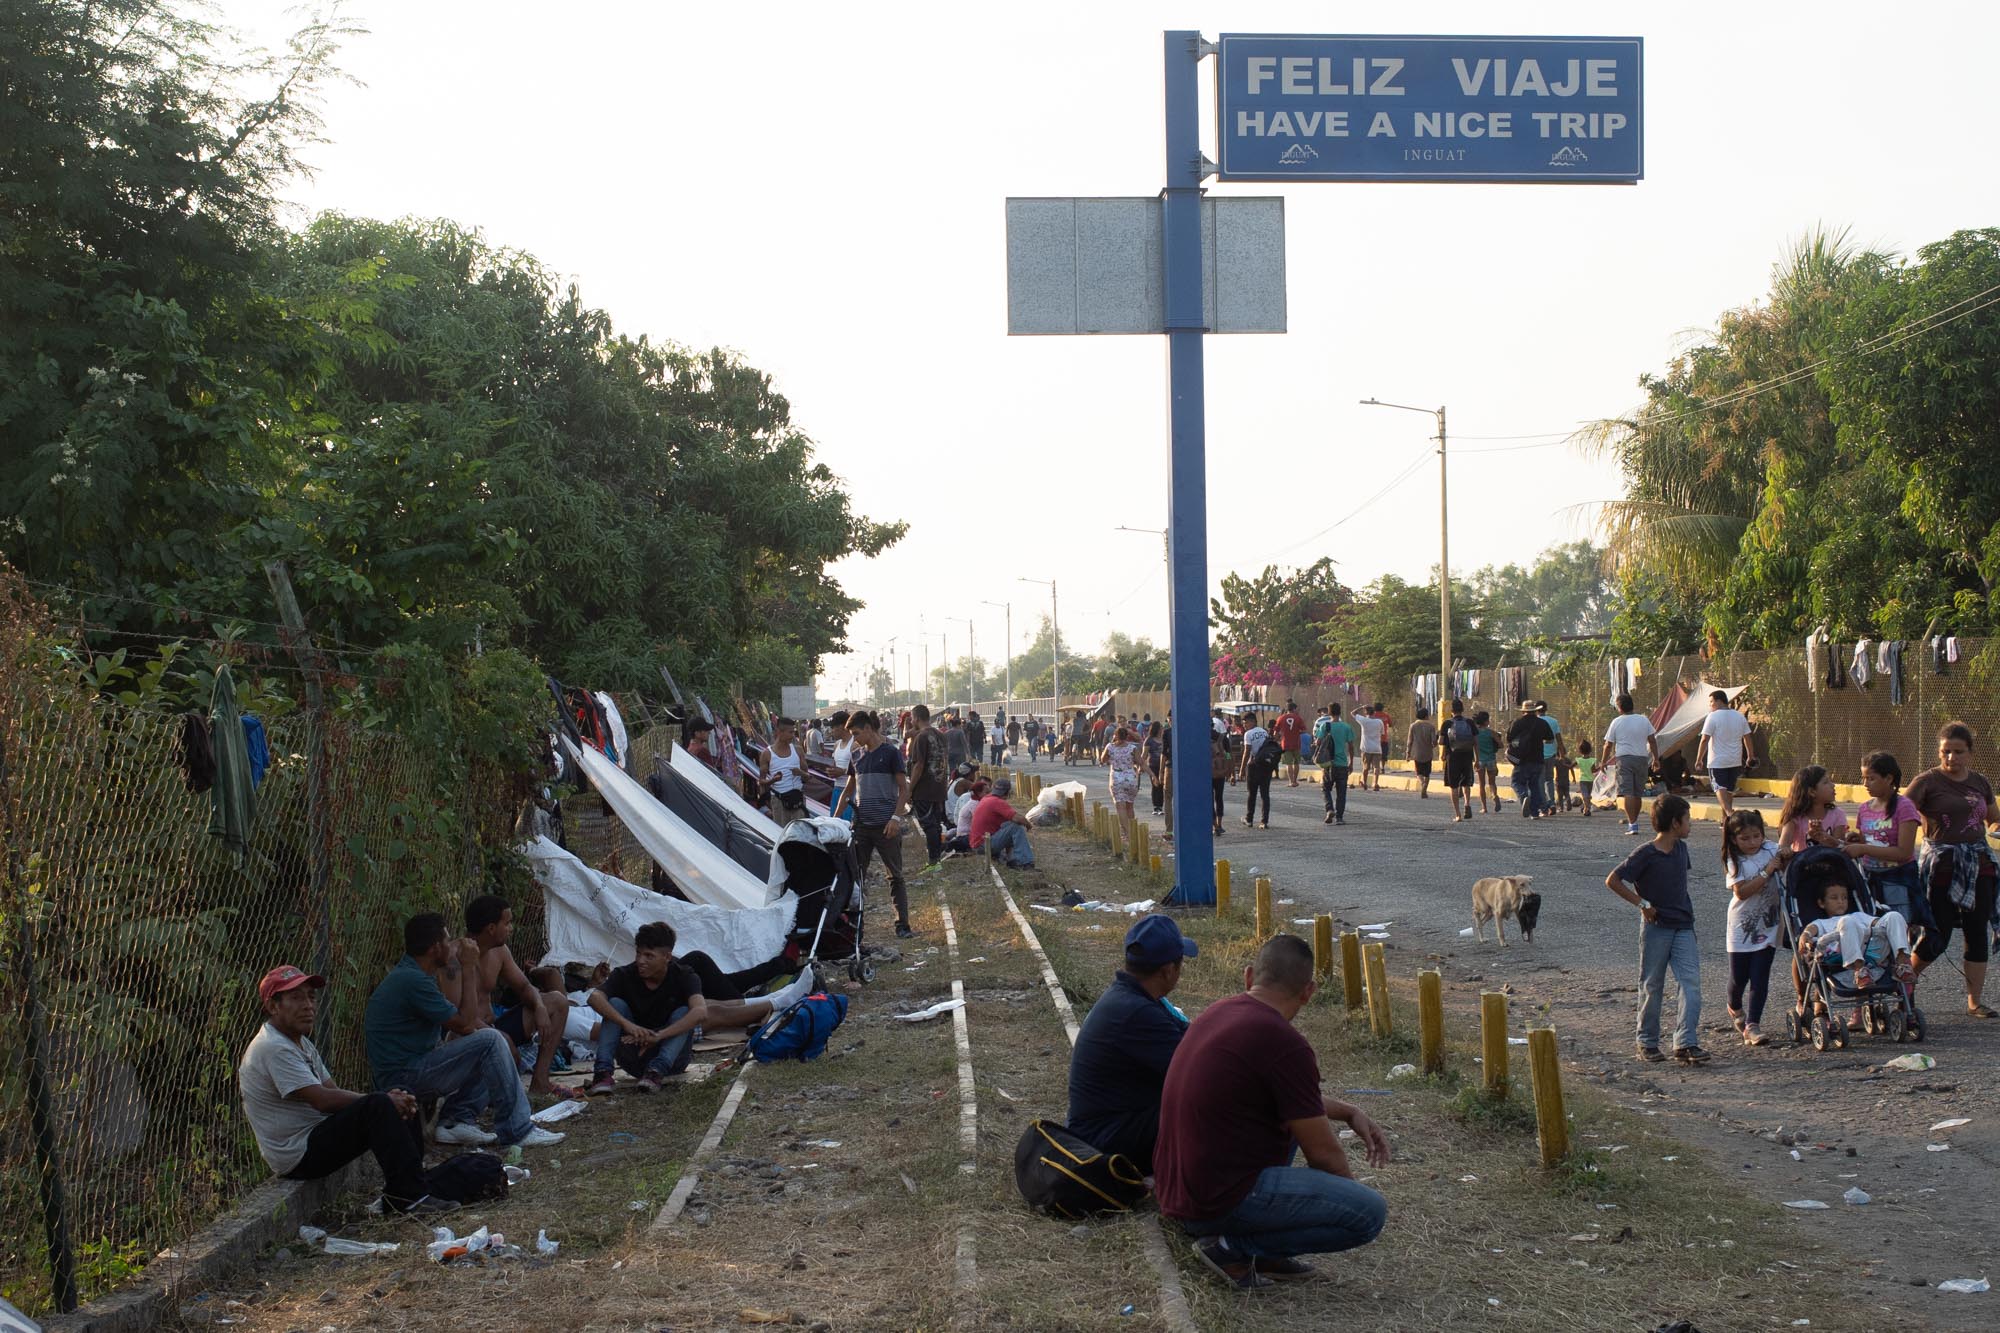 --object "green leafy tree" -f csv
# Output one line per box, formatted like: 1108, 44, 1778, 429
1321, 575, 1501, 699
1209, 558, 1350, 685
1466, 541, 1613, 645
